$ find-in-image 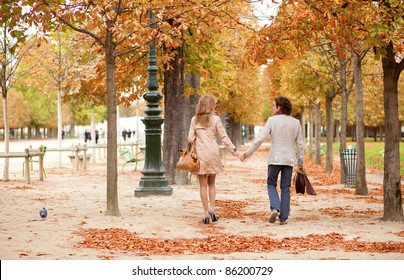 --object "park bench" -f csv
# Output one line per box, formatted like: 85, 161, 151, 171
118, 148, 143, 171
23, 145, 47, 178
68, 153, 92, 169
0, 148, 45, 184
